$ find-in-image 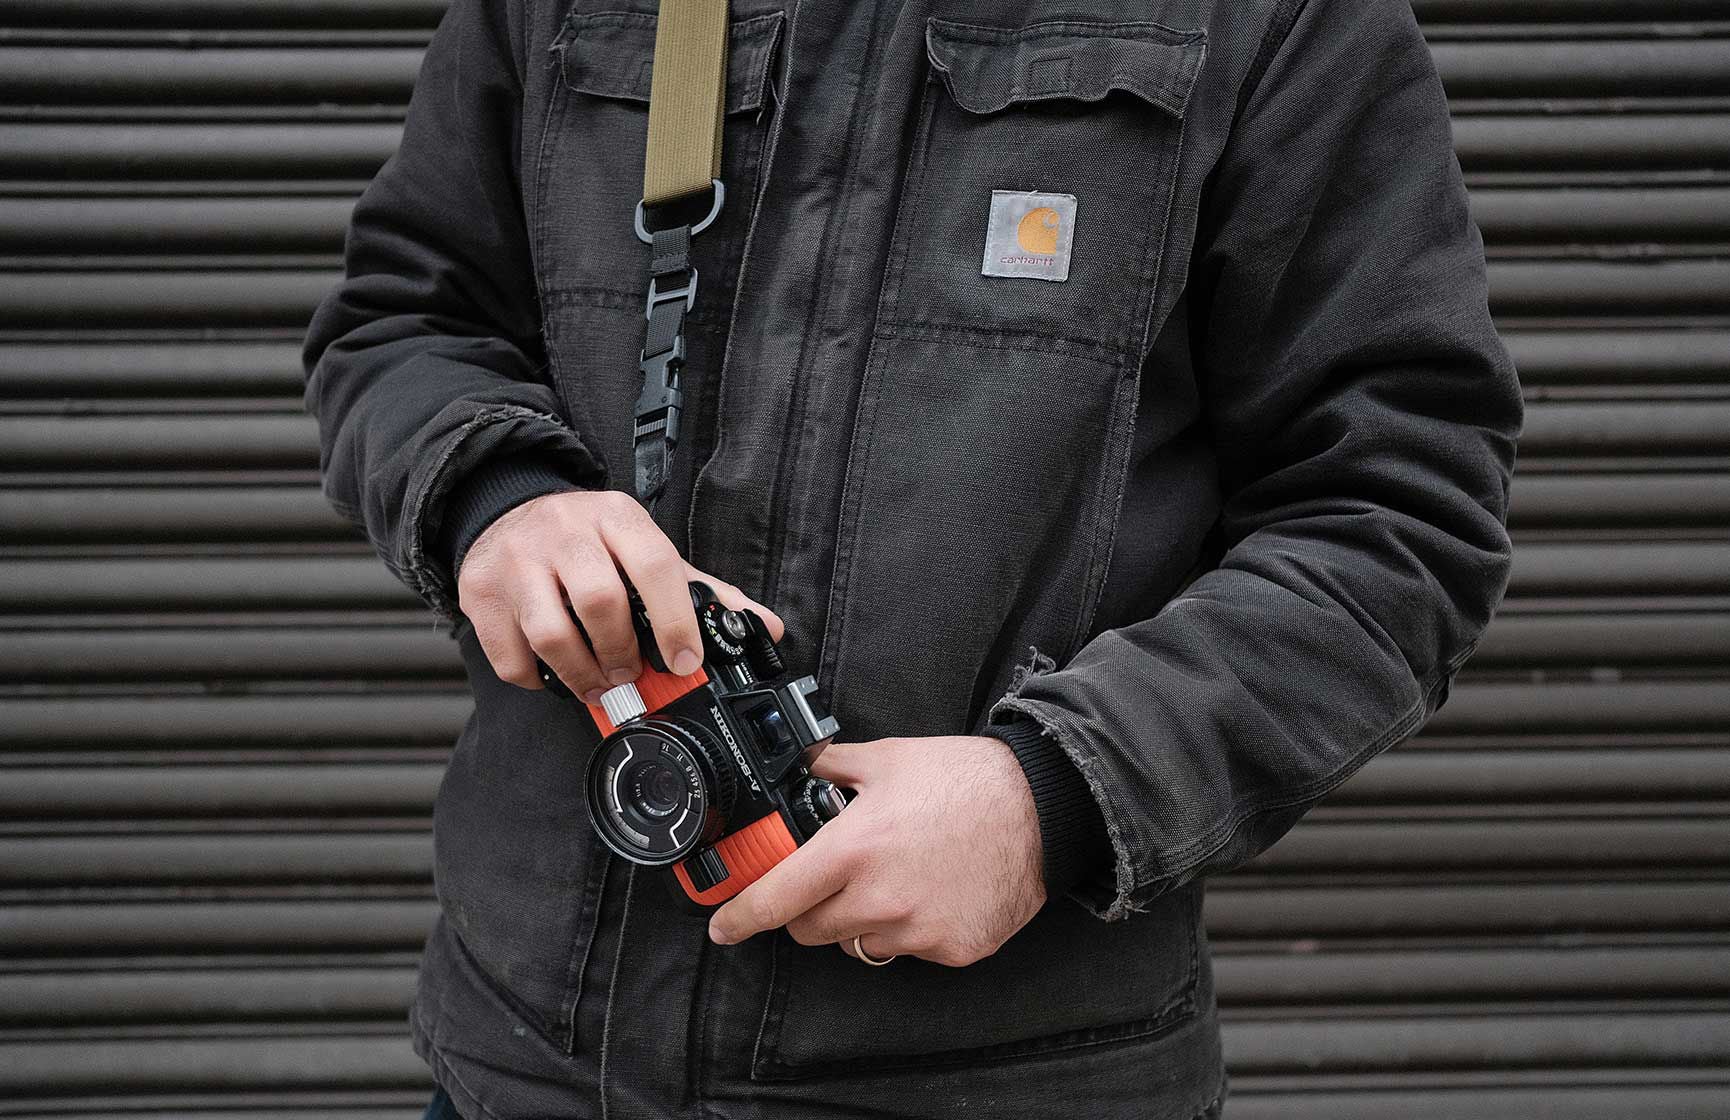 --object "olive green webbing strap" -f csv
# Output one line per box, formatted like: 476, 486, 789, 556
642, 0, 728, 206
633, 0, 730, 509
